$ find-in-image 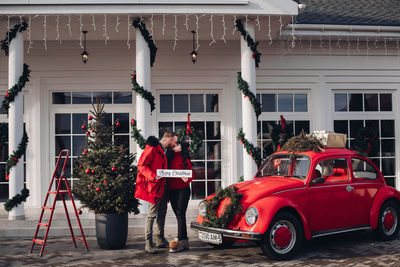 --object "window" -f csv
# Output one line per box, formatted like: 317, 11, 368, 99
160, 93, 218, 113
333, 91, 395, 187
257, 93, 308, 113
351, 158, 378, 180
52, 91, 132, 105
314, 158, 349, 183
